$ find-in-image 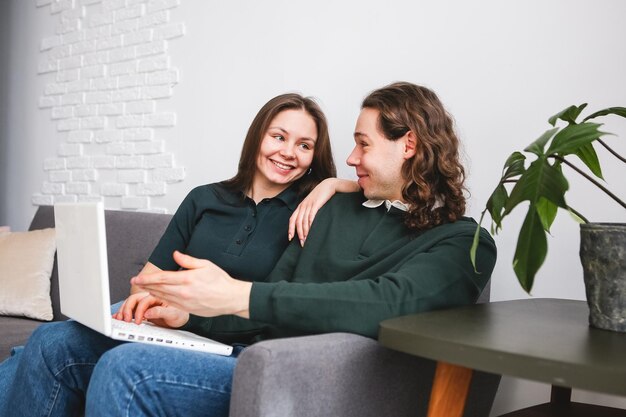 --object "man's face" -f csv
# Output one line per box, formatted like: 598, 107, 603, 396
346, 108, 413, 202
